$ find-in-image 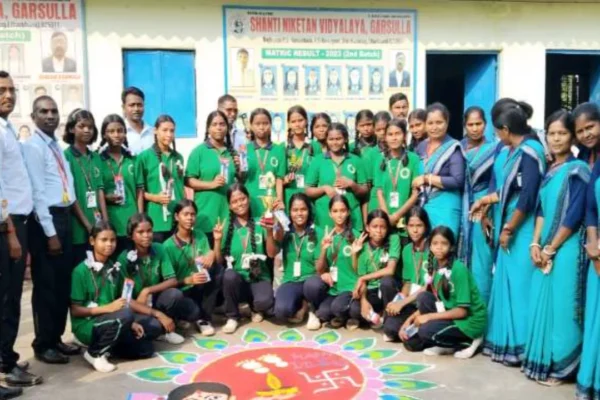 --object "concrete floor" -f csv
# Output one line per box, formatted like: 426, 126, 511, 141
11, 282, 574, 400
